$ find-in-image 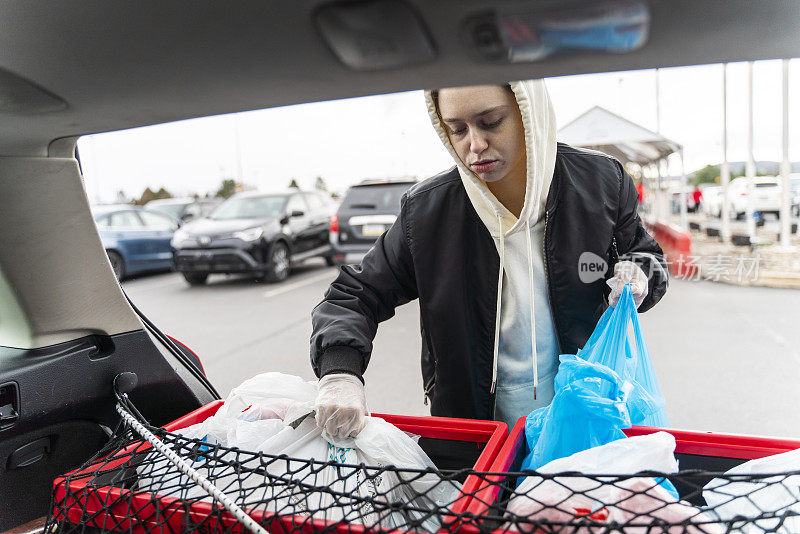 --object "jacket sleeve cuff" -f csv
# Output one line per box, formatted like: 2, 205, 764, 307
317, 346, 365, 383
